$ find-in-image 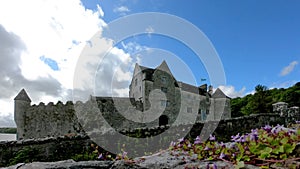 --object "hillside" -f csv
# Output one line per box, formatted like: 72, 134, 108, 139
231, 82, 300, 117
0, 128, 17, 134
